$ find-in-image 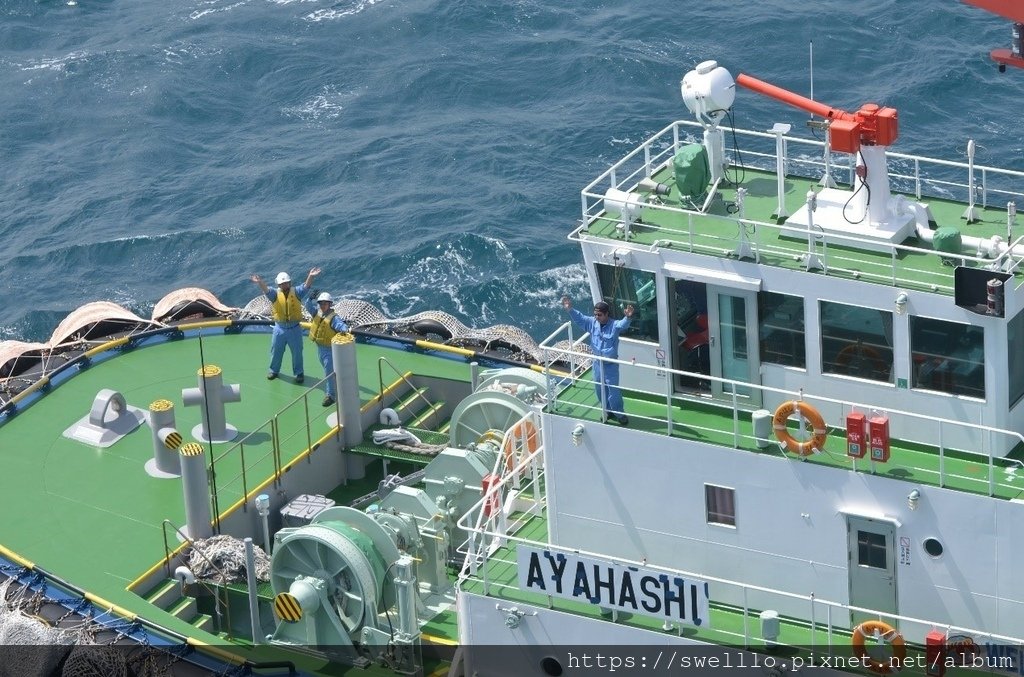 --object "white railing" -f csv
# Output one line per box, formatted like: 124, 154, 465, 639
536, 325, 1024, 498
456, 483, 1024, 649
578, 120, 1024, 292
457, 409, 546, 577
